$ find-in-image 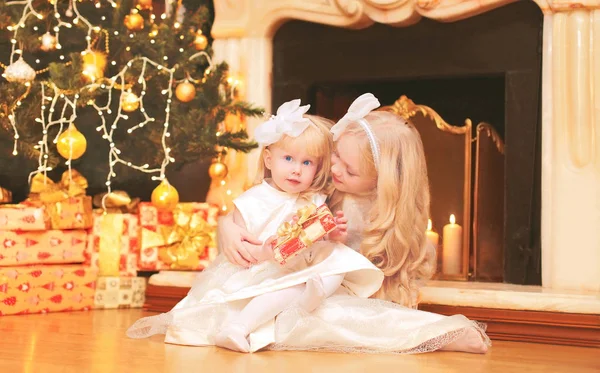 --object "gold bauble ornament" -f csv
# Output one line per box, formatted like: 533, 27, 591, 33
151, 179, 180, 211
40, 32, 57, 52
82, 51, 107, 82
175, 81, 196, 103
209, 160, 228, 180
137, 0, 153, 9
4, 57, 36, 83
124, 13, 145, 31
121, 92, 140, 112
57, 124, 87, 160
193, 33, 208, 51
